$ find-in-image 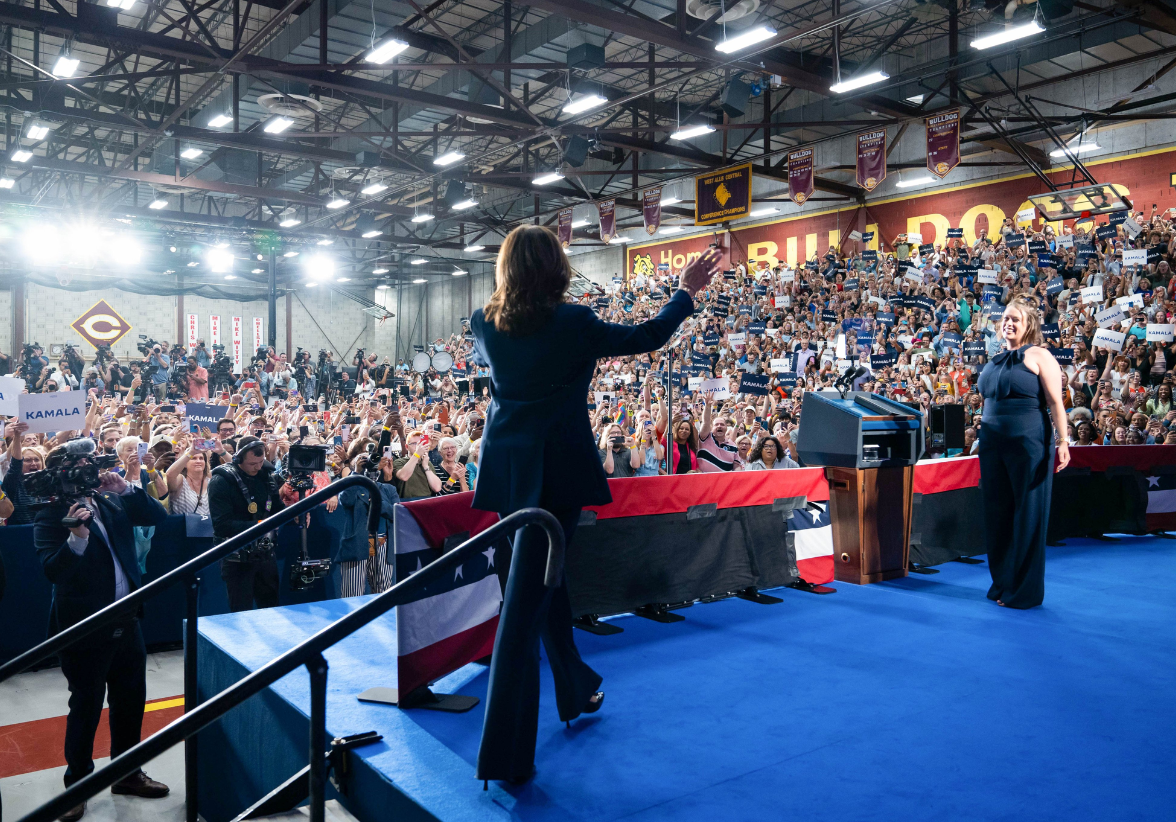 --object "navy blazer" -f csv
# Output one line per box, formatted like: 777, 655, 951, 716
333, 480, 399, 562
34, 486, 169, 635
470, 289, 694, 514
